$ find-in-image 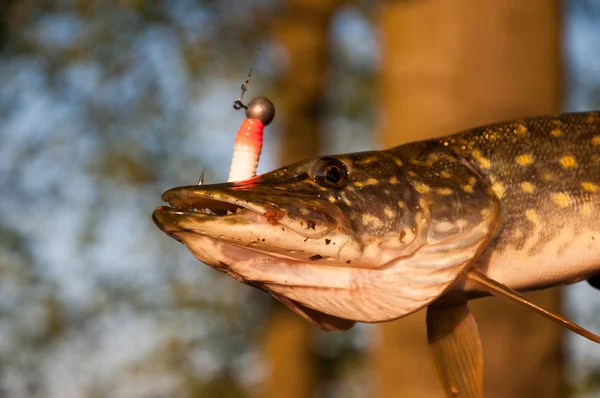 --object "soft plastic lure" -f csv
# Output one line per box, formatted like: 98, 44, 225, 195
228, 61, 274, 182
